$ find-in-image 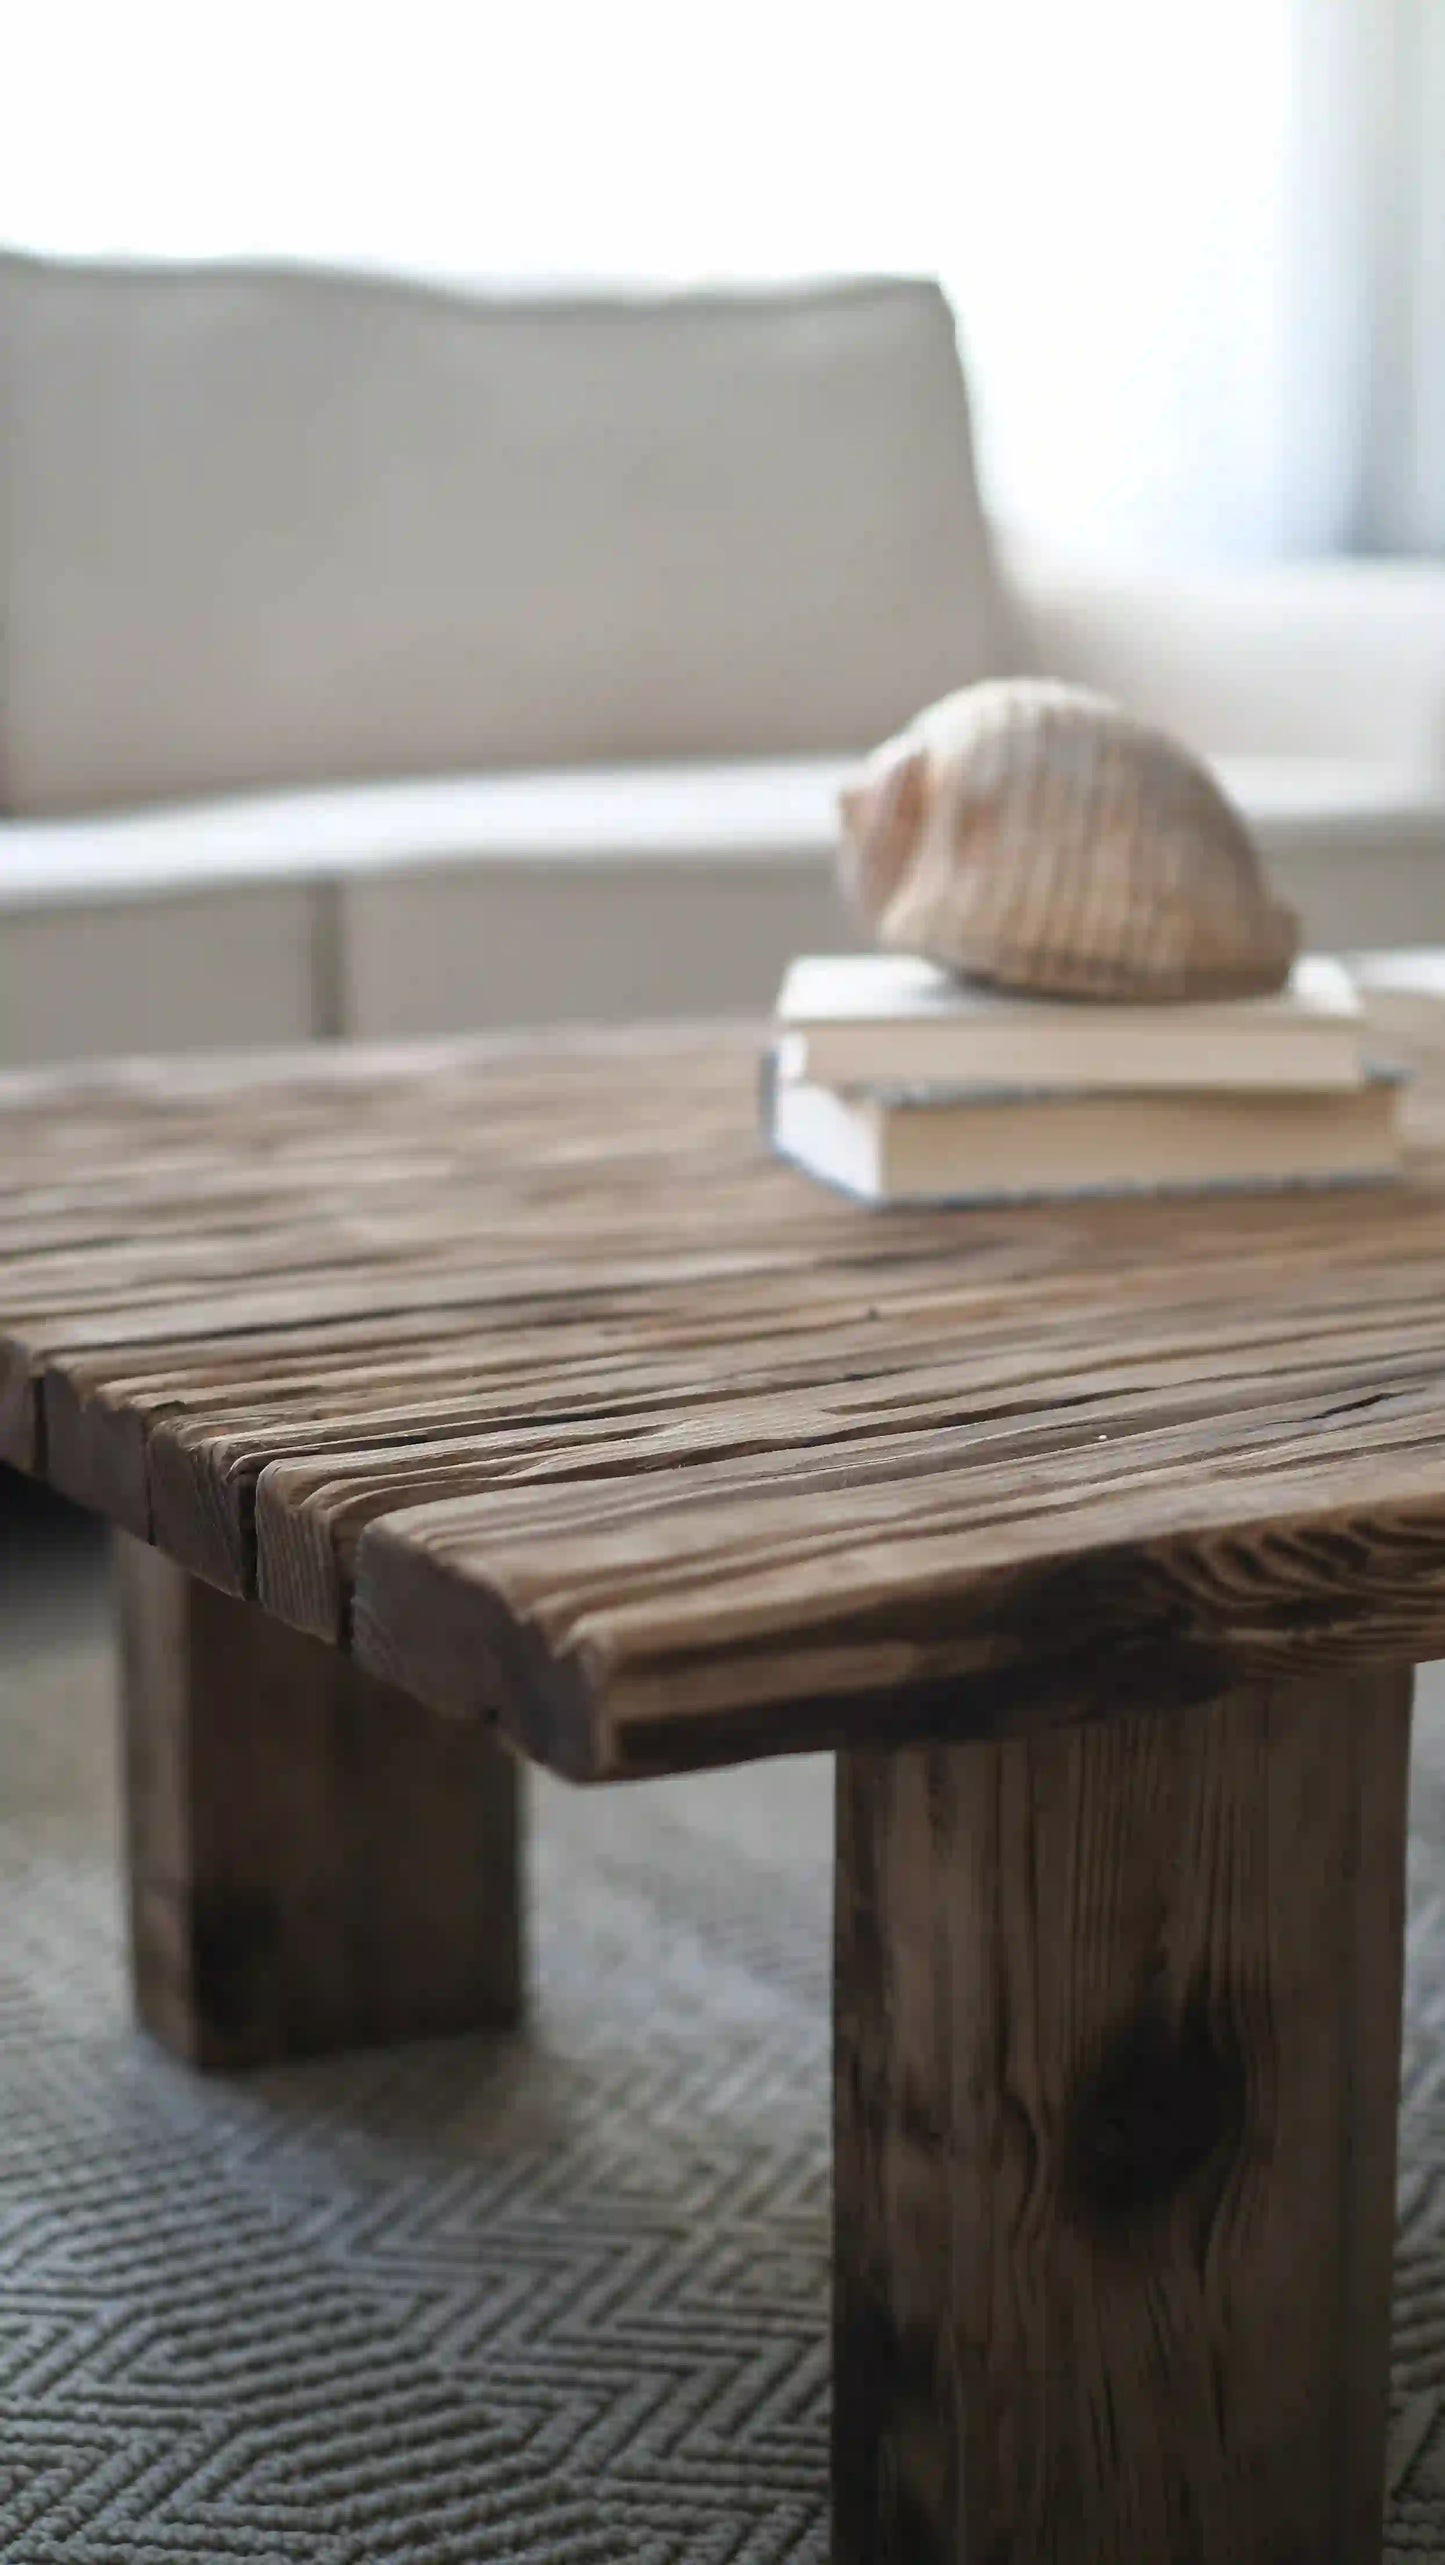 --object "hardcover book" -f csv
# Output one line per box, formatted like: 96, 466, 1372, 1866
768, 1065, 1401, 1208
773, 954, 1365, 1095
